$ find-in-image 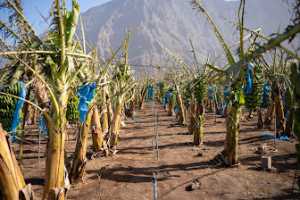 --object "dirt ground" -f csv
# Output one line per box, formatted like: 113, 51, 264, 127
15, 103, 299, 200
